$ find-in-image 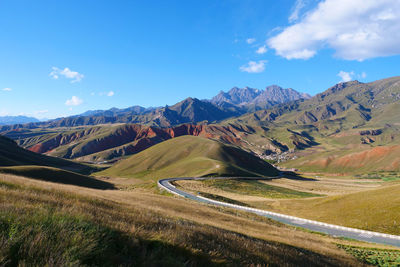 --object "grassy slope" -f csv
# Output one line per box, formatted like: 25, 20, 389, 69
0, 173, 365, 266
99, 136, 279, 179
0, 166, 114, 189
263, 182, 400, 235
222, 77, 400, 173
0, 135, 92, 174
283, 144, 400, 174
200, 179, 322, 199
